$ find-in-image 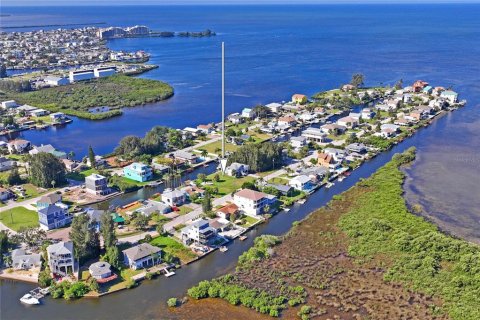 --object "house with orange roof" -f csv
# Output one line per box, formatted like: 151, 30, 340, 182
291, 94, 307, 105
